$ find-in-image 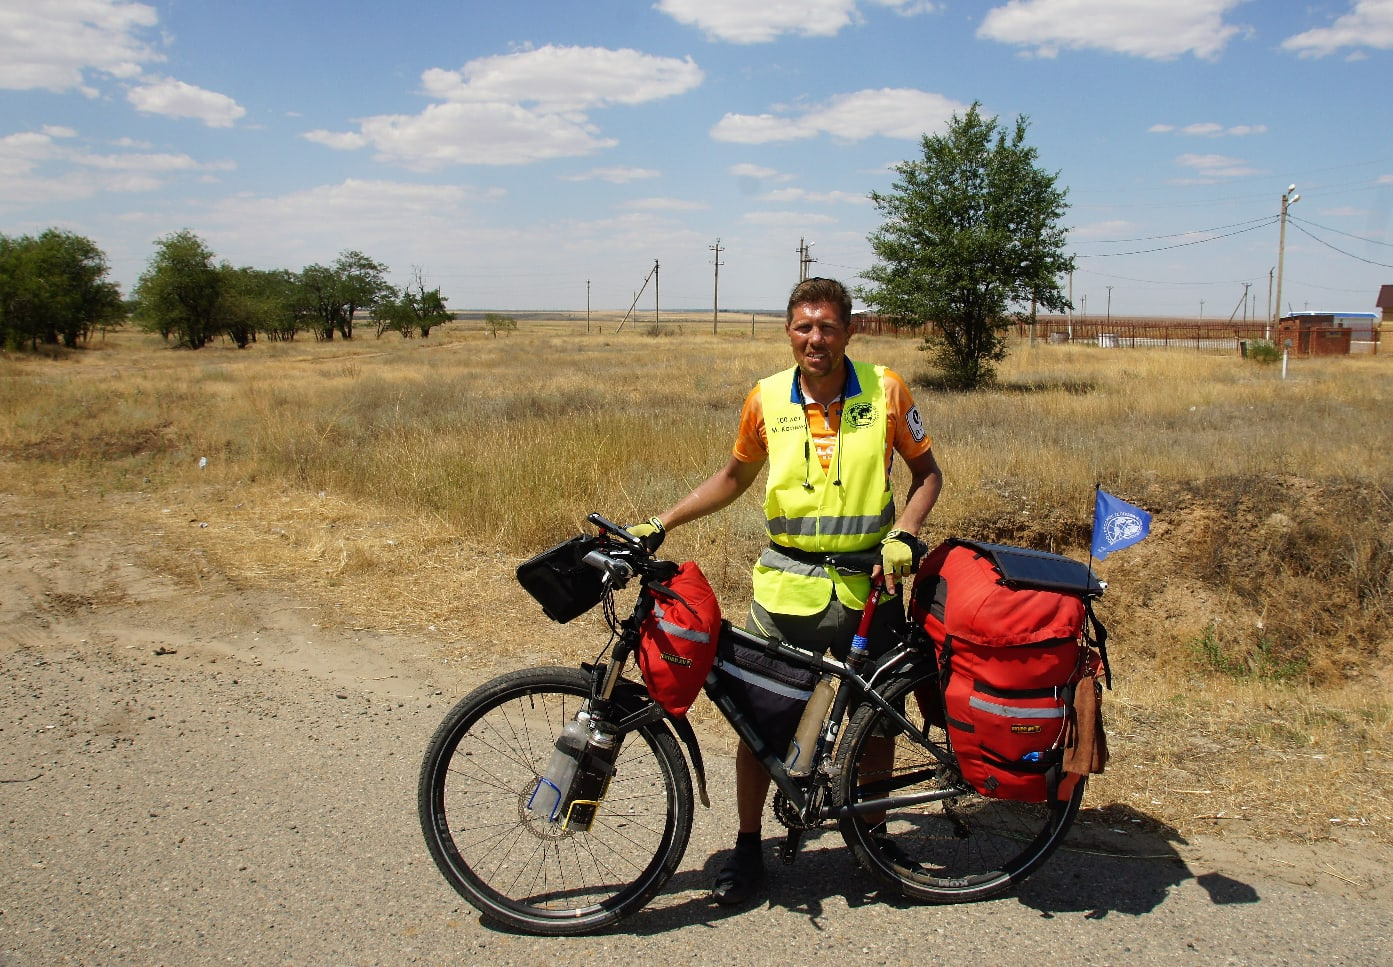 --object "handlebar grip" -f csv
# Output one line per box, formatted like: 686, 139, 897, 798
587, 512, 645, 549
